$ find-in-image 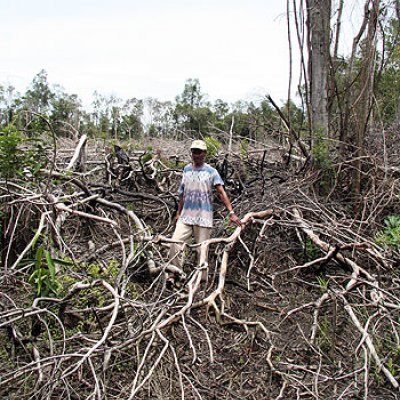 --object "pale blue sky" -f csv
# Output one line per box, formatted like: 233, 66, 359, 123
0, 0, 362, 107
